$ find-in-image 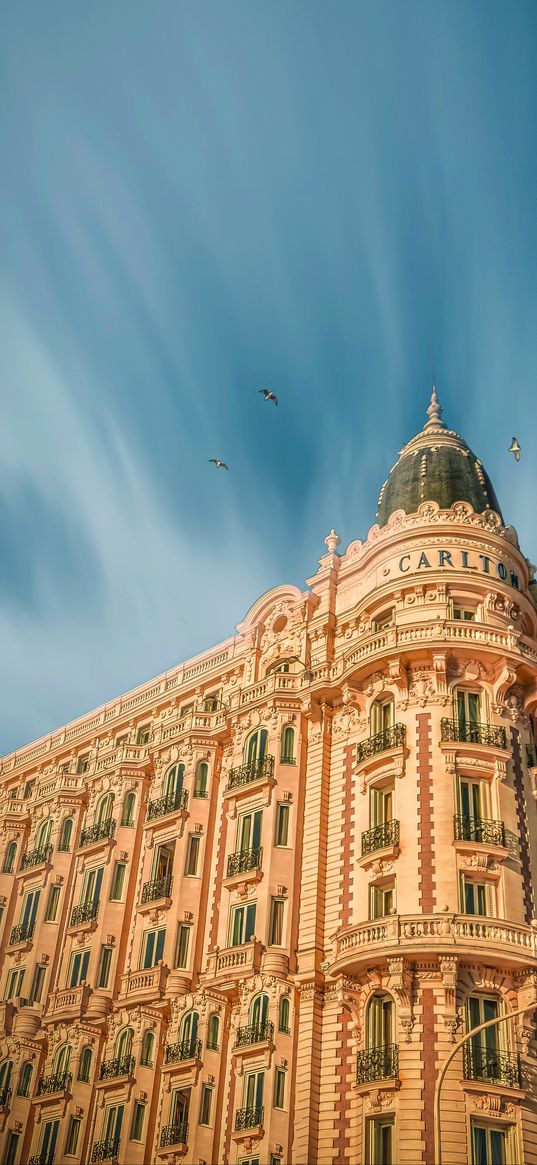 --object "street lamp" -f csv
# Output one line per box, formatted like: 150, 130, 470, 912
434, 1000, 537, 1165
